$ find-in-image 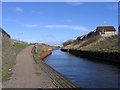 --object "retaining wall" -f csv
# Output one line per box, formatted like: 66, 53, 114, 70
61, 49, 120, 63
